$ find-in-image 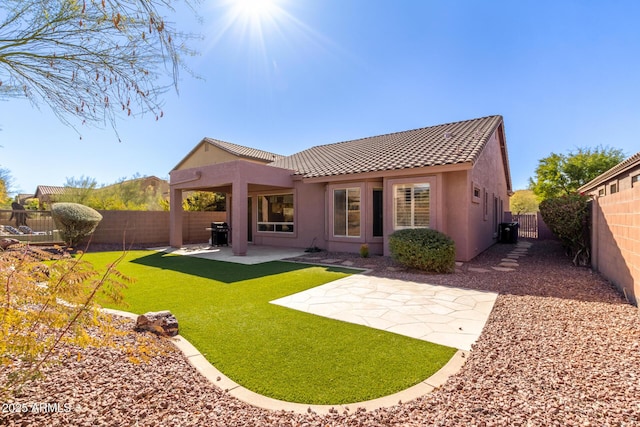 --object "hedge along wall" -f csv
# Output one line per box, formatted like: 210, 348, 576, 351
591, 184, 640, 306
86, 211, 226, 245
